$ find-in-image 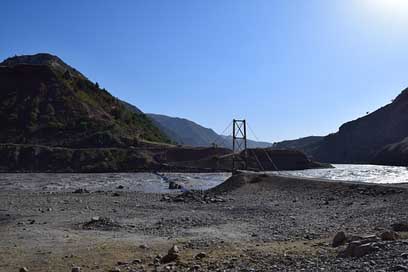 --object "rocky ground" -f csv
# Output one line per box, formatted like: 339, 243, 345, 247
2, 173, 408, 271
